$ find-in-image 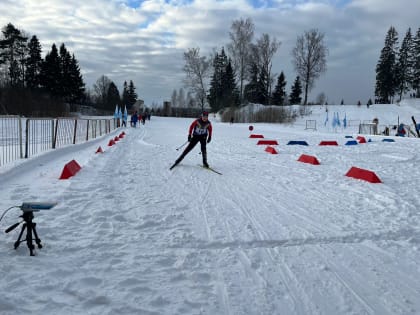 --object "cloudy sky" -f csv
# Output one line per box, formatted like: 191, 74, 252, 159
1, 0, 419, 106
